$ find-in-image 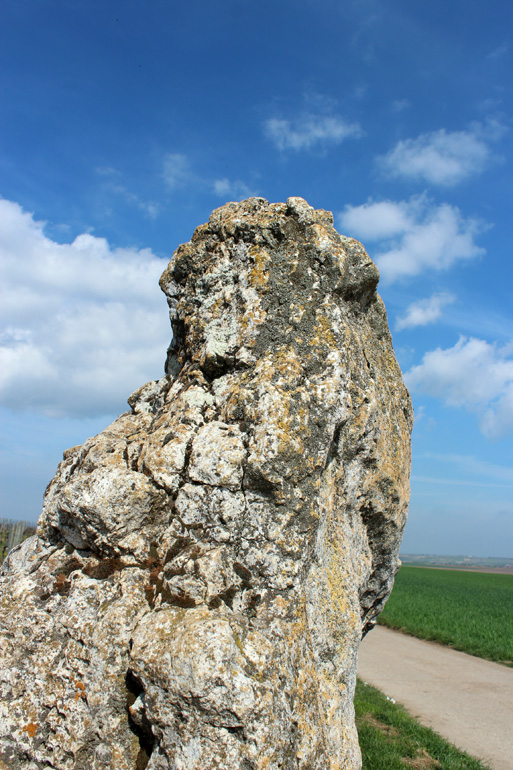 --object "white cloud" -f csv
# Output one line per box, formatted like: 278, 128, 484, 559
213, 178, 256, 201
162, 153, 191, 188
405, 337, 513, 439
264, 115, 361, 151
0, 199, 171, 418
396, 292, 455, 331
338, 196, 485, 282
378, 125, 496, 185
339, 199, 414, 240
